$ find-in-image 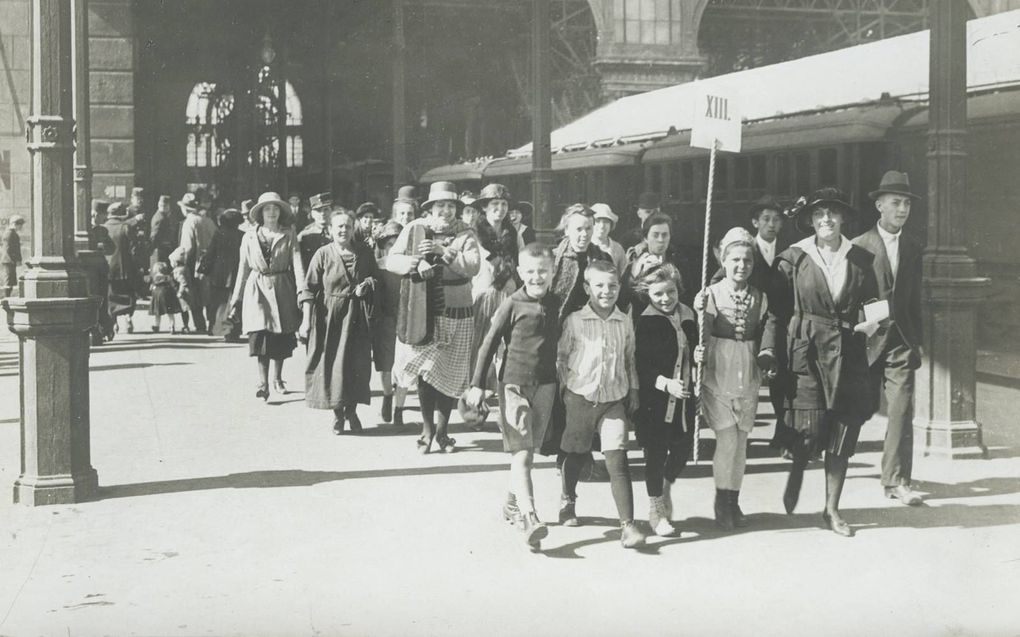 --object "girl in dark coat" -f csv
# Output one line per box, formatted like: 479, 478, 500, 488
632, 263, 697, 537
762, 187, 881, 537
299, 210, 378, 434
